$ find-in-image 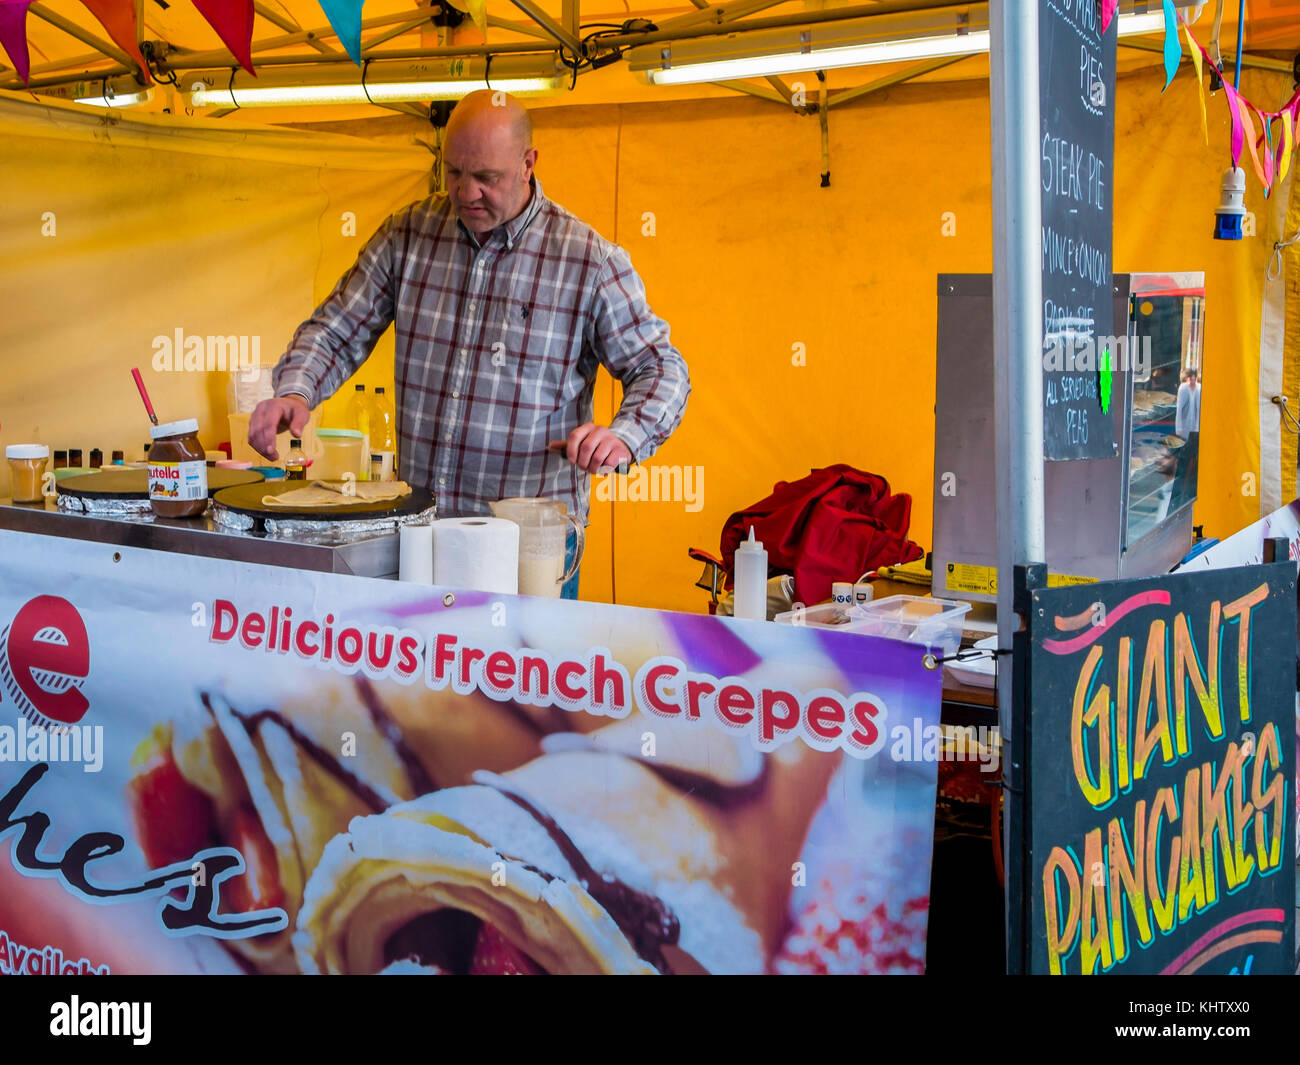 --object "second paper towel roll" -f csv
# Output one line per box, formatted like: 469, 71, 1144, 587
432, 517, 519, 594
